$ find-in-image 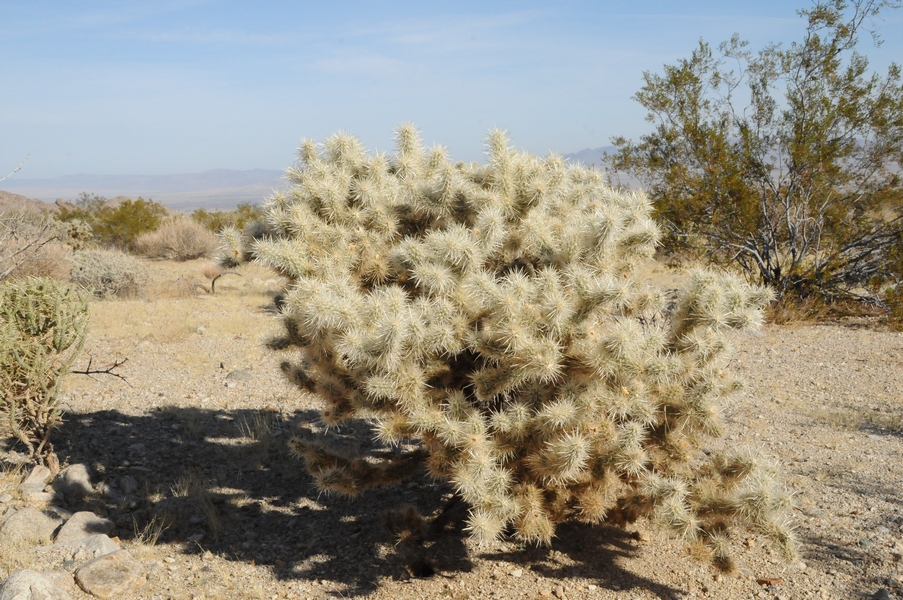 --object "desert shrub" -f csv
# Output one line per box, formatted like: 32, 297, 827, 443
610, 0, 903, 305
70, 247, 147, 299
0, 277, 88, 469
135, 216, 218, 261
0, 211, 73, 281
55, 193, 169, 251
192, 202, 264, 233
244, 126, 794, 570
